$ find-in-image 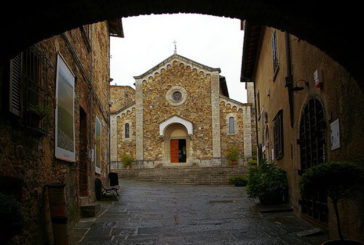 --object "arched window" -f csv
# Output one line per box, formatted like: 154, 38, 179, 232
125, 123, 129, 138
229, 116, 235, 134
